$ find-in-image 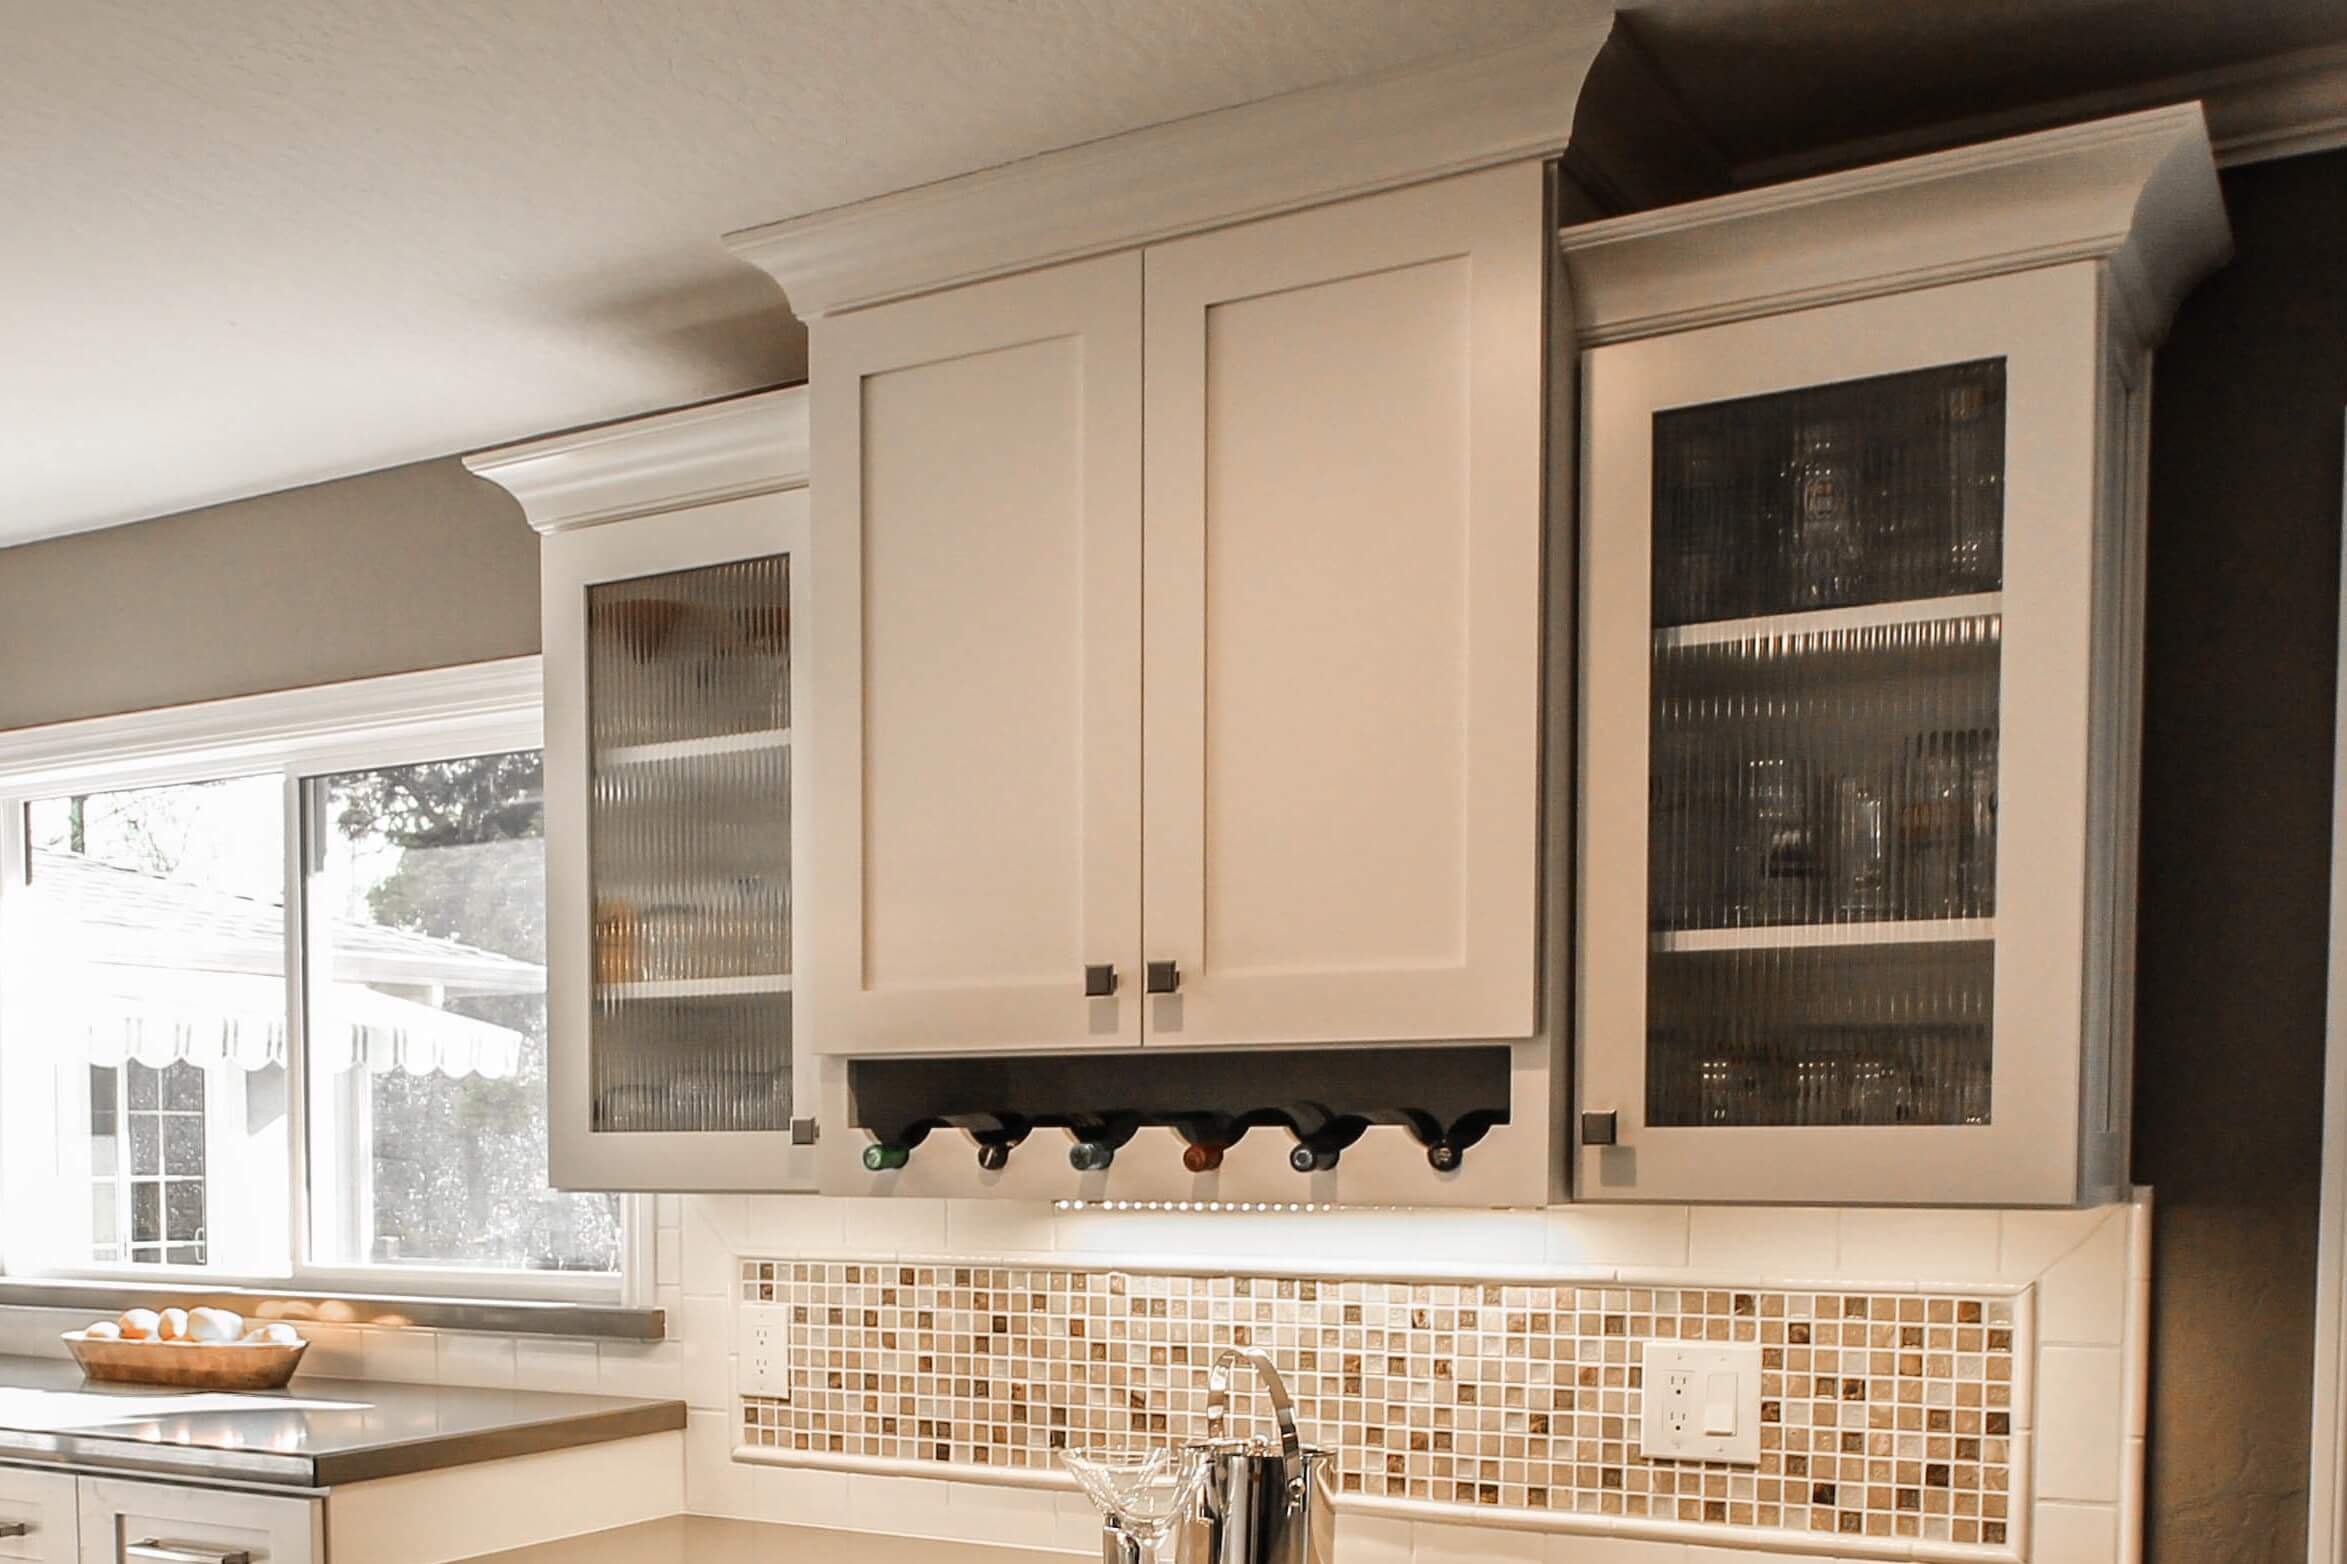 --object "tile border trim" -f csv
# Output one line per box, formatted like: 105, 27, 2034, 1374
752, 1249, 2033, 1296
